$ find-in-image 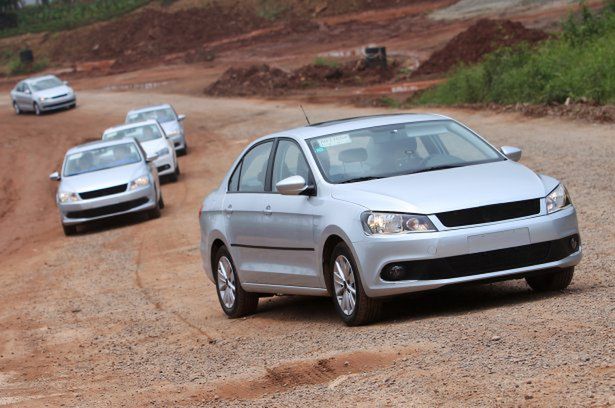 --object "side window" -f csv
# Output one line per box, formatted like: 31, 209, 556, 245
228, 162, 241, 192
238, 141, 273, 192
16, 82, 23, 92
272, 140, 310, 191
